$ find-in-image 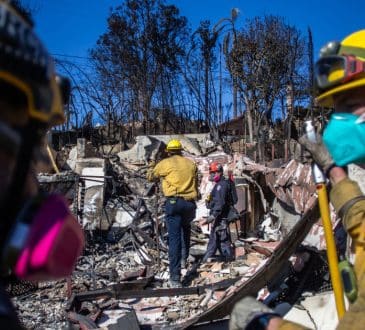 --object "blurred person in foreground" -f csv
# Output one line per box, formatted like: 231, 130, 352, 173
0, 2, 84, 328
230, 29, 365, 330
147, 139, 198, 288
